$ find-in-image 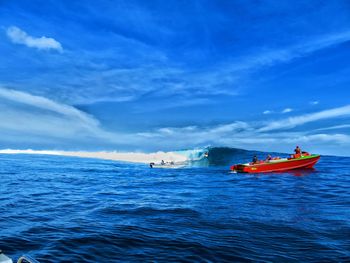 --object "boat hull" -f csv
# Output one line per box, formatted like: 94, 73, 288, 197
231, 154, 320, 173
150, 164, 186, 169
